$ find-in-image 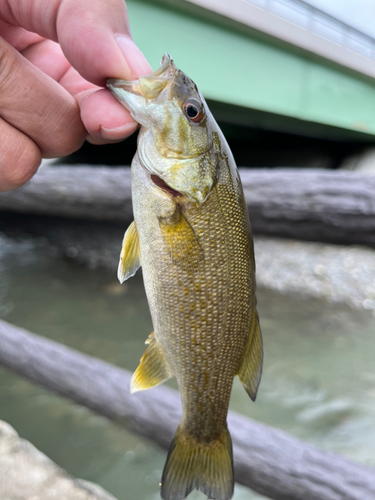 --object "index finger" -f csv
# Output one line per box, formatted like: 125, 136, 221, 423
2, 0, 152, 85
